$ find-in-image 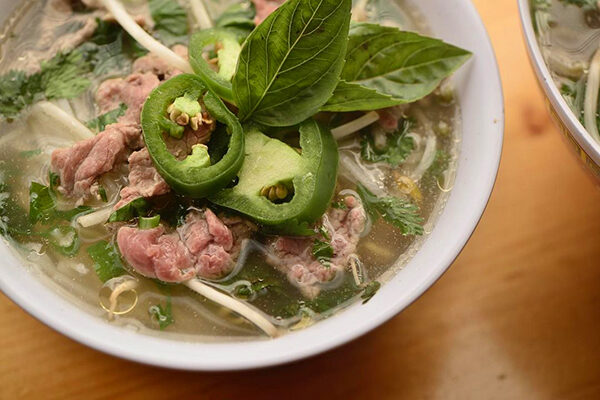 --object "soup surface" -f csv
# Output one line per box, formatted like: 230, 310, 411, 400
0, 0, 465, 340
532, 0, 600, 143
